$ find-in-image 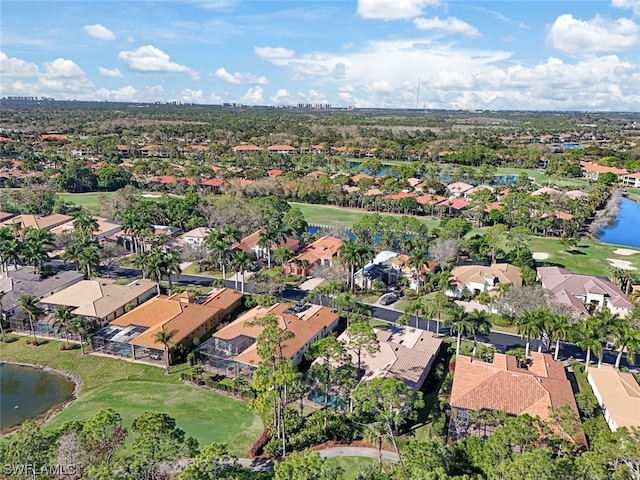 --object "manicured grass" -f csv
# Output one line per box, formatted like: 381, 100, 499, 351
290, 202, 441, 229
323, 456, 390, 479
494, 167, 590, 188
58, 192, 112, 210
181, 262, 223, 277
0, 340, 263, 456
529, 236, 640, 277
